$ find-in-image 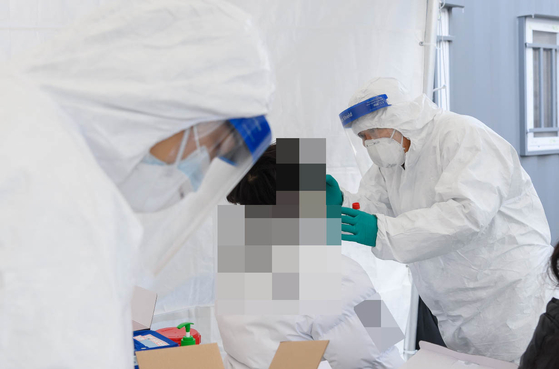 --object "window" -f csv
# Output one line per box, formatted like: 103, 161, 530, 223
433, 3, 462, 110
433, 7, 451, 110
519, 15, 559, 155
